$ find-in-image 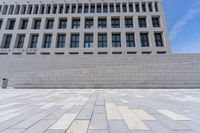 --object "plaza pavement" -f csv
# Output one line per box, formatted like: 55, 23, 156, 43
0, 89, 200, 133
